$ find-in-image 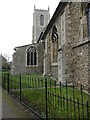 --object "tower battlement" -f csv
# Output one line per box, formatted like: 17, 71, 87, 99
34, 5, 50, 12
